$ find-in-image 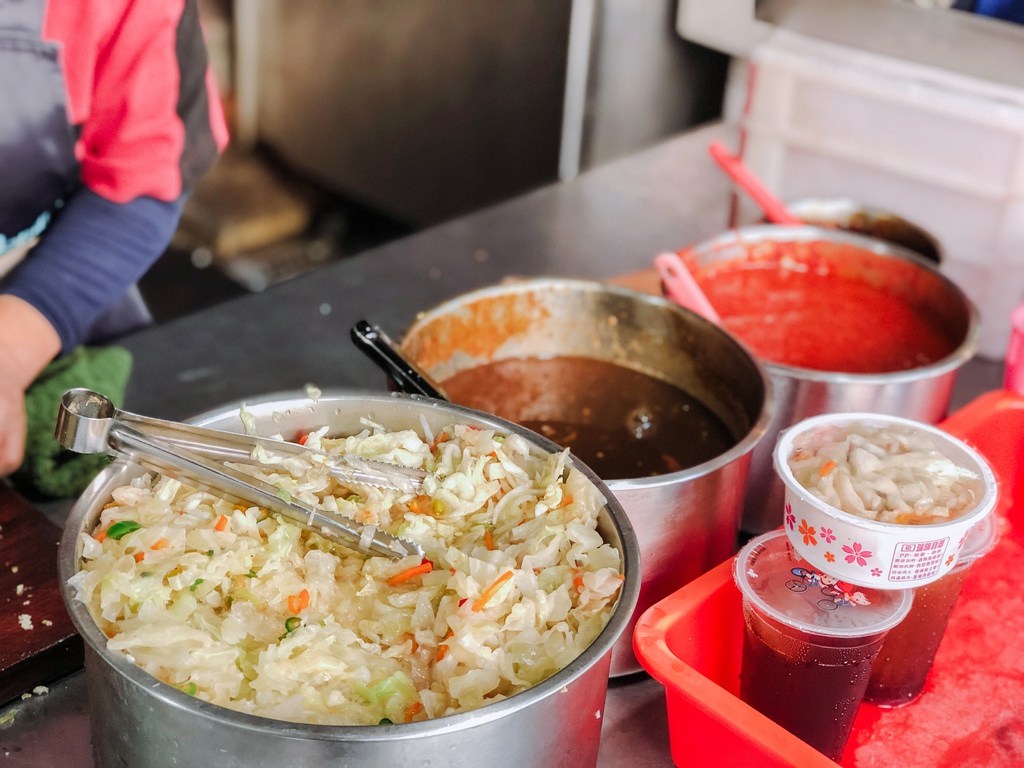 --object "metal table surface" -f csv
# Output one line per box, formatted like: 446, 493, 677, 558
0, 121, 1005, 766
